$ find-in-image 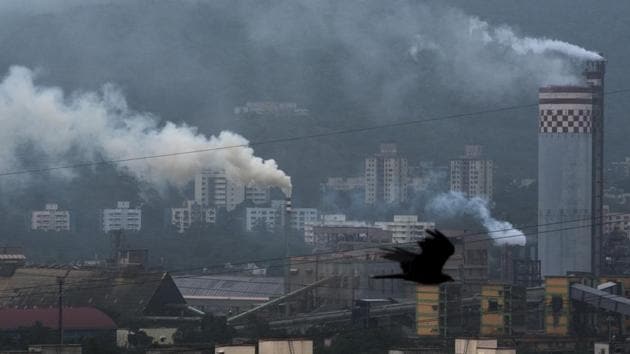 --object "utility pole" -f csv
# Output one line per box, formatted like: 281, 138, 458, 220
57, 276, 64, 345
